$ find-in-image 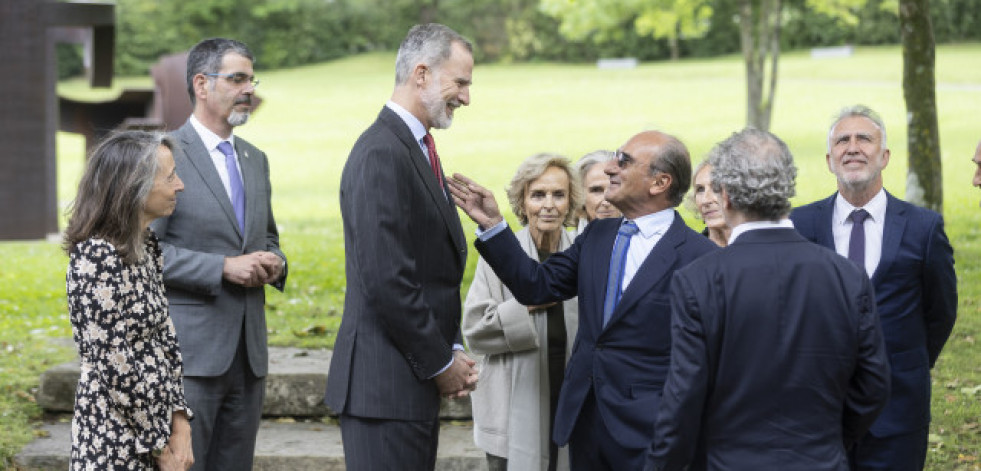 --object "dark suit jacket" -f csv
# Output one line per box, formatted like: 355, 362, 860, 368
151, 121, 287, 378
646, 228, 890, 471
325, 107, 467, 421
790, 192, 957, 437
475, 213, 718, 451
